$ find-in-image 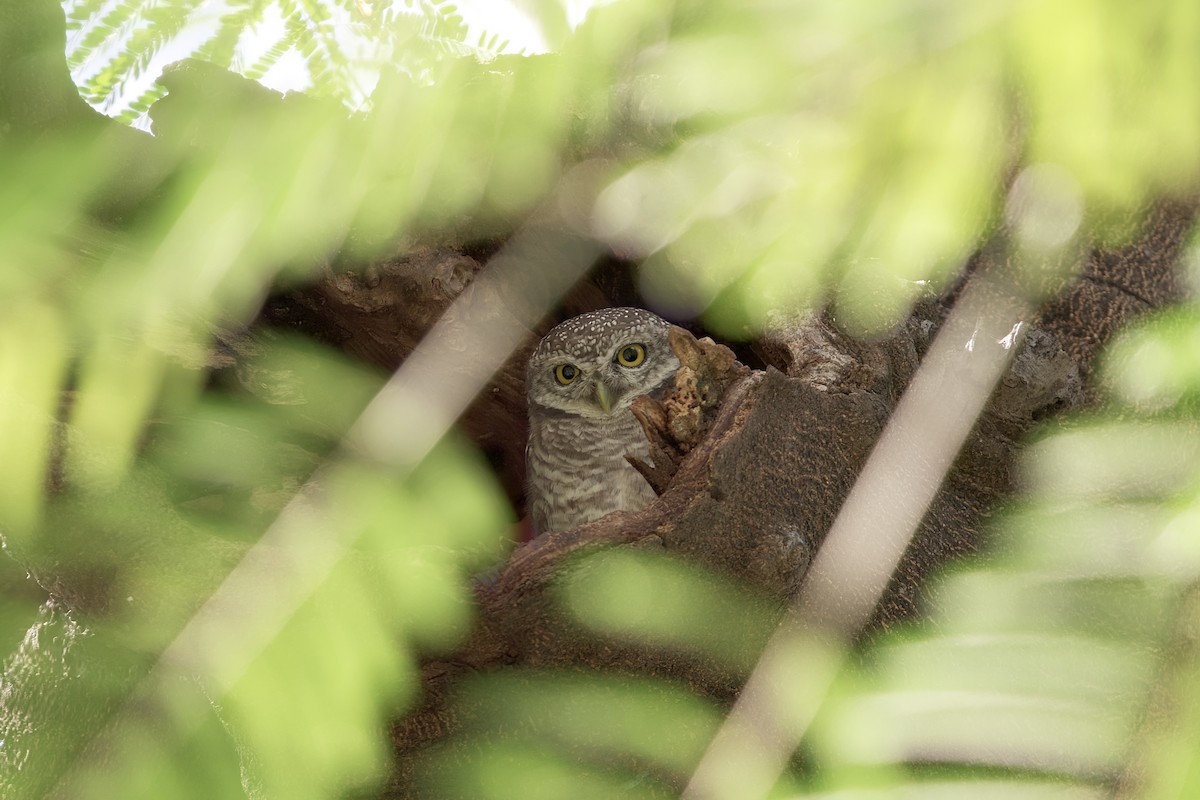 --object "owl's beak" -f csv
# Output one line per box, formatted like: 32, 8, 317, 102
593, 381, 614, 415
